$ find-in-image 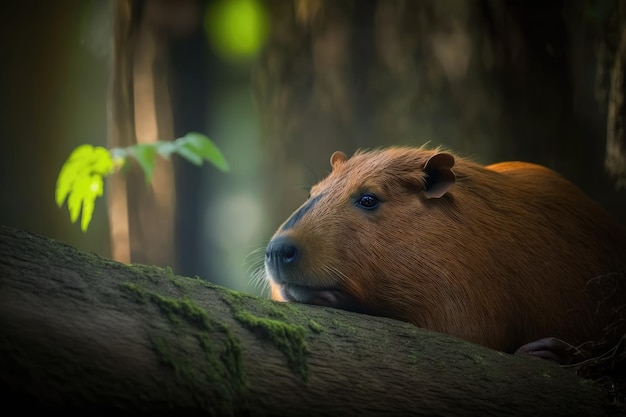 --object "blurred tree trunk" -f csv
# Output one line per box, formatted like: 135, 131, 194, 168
0, 225, 620, 416
107, 0, 205, 269
253, 0, 626, 228
108, 0, 176, 266
107, 0, 135, 264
